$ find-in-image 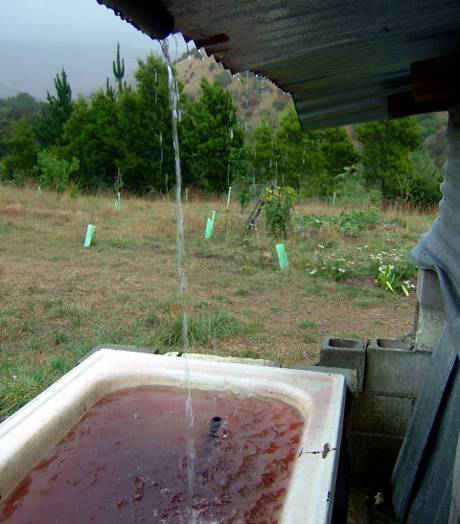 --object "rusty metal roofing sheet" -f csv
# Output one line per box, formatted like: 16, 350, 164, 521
98, 0, 460, 129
